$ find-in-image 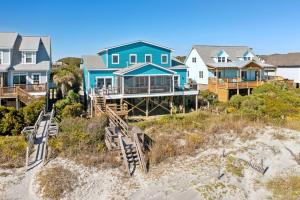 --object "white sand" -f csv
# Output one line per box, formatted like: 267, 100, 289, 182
1, 126, 300, 200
